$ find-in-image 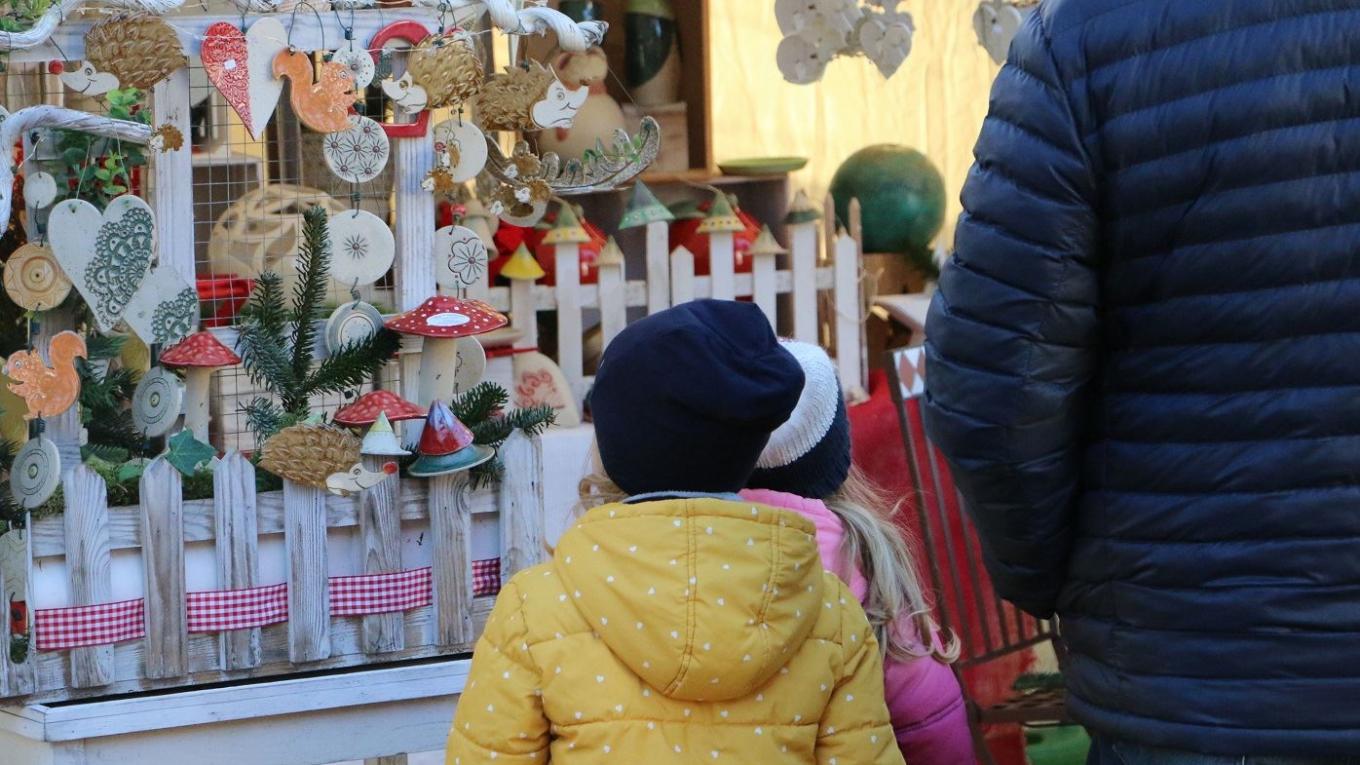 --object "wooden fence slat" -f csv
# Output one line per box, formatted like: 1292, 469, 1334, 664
555, 242, 584, 400
2, 525, 35, 696
509, 274, 538, 349
393, 130, 436, 416
833, 229, 865, 399
709, 231, 736, 300
752, 249, 777, 328
152, 68, 195, 286
429, 474, 474, 646
284, 480, 331, 663
645, 220, 671, 314
214, 451, 261, 670
0, 565, 9, 697
670, 246, 695, 305
789, 221, 819, 344
597, 259, 627, 351
140, 457, 186, 679
360, 455, 404, 655
64, 466, 114, 688
498, 433, 544, 580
